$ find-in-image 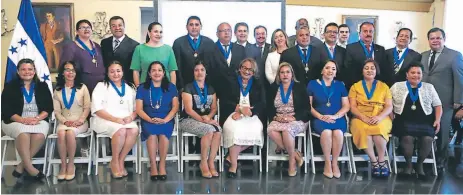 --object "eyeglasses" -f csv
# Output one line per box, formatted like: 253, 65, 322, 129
241, 66, 254, 73
64, 68, 76, 73
429, 37, 443, 41
325, 30, 338, 34
218, 29, 231, 33
79, 26, 92, 30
